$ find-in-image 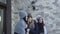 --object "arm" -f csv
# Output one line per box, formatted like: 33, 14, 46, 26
29, 23, 38, 34
44, 26, 47, 34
